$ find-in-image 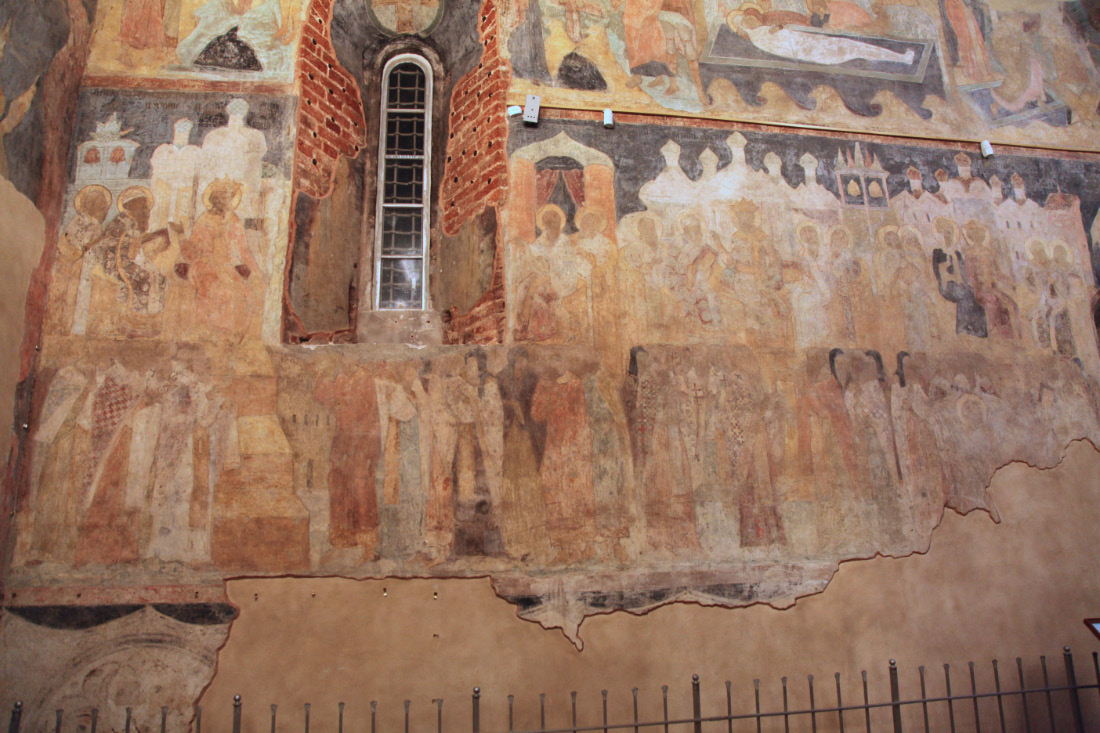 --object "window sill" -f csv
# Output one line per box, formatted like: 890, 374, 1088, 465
356, 308, 443, 345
